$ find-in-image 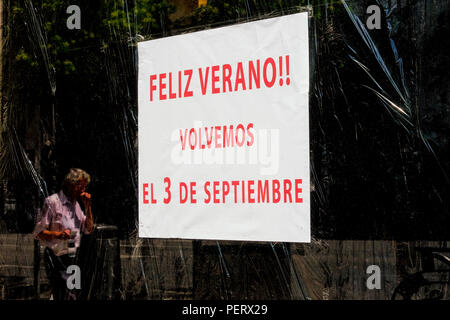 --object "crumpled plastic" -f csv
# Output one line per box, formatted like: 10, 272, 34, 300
0, 0, 448, 300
